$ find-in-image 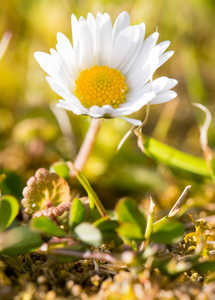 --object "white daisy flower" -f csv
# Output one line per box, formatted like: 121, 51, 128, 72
34, 11, 177, 126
